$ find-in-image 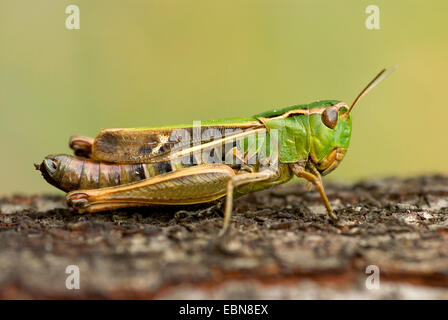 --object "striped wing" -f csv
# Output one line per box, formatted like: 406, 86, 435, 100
91, 119, 264, 164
